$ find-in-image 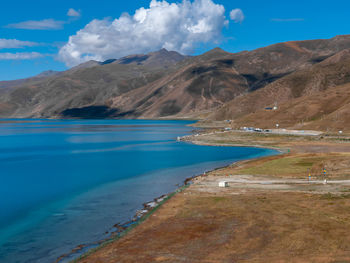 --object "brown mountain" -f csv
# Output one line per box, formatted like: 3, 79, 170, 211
115, 48, 189, 67
108, 35, 350, 119
1, 35, 350, 126
0, 70, 60, 90
211, 48, 350, 119
211, 46, 350, 131
0, 49, 187, 118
